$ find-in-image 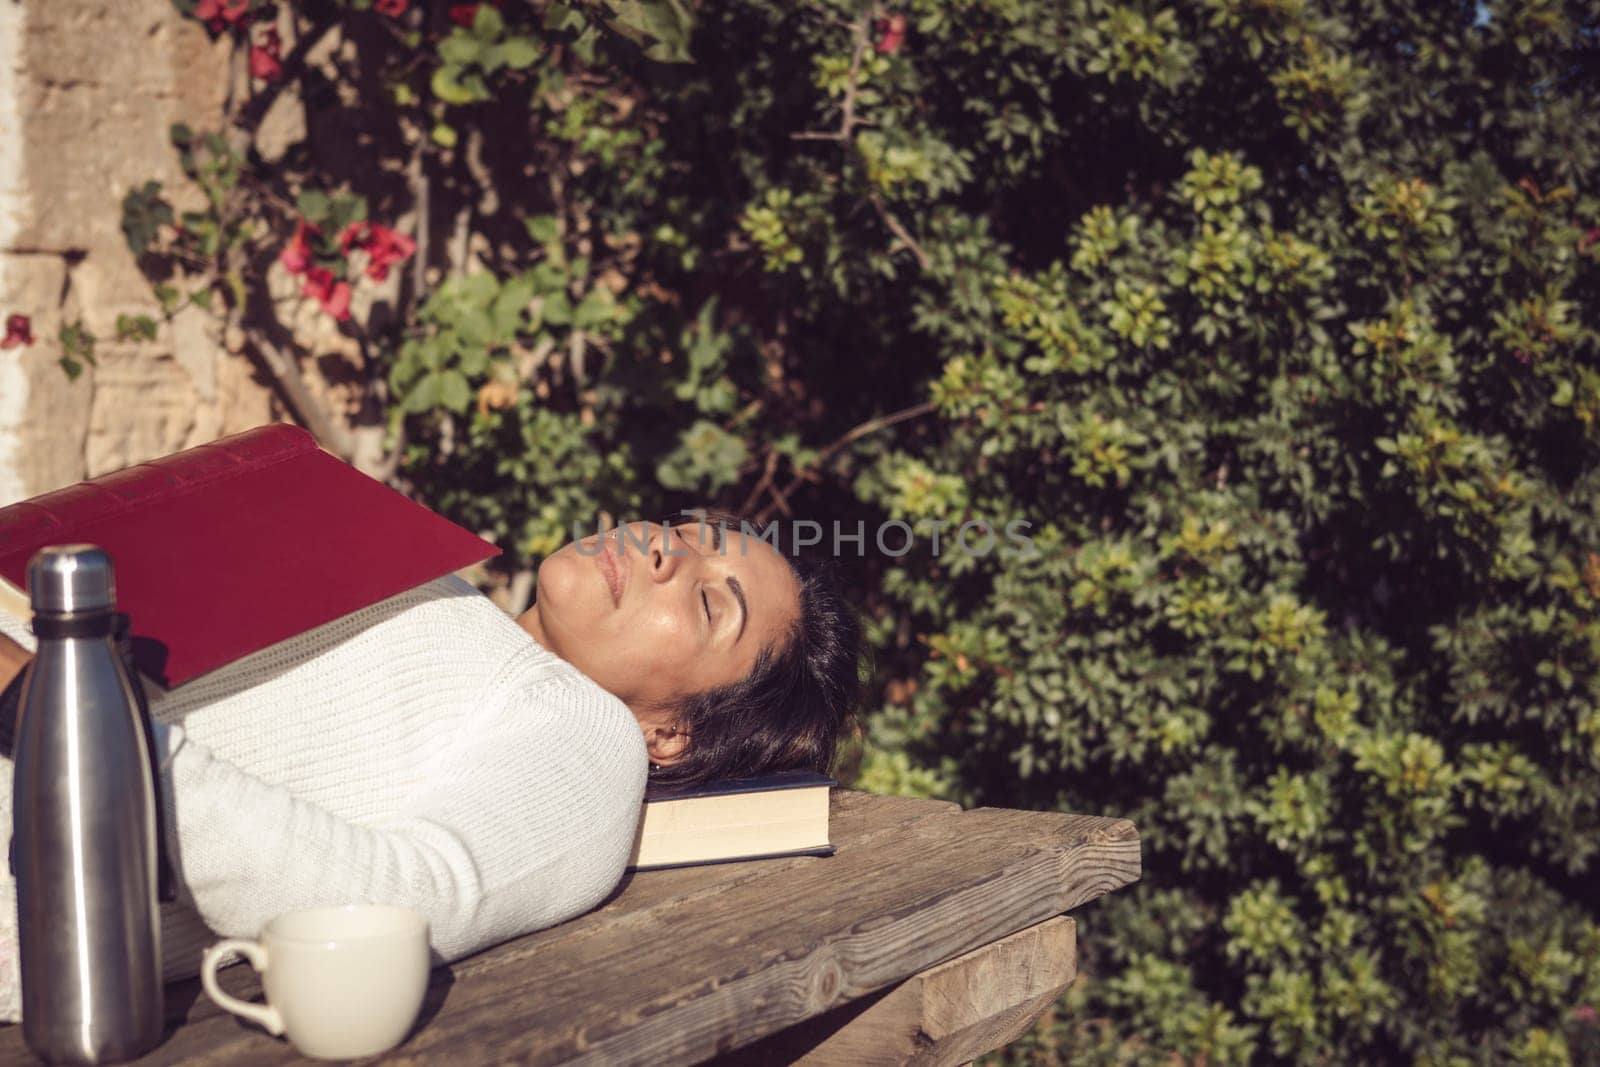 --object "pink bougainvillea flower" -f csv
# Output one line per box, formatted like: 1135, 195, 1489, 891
874, 13, 906, 55
375, 0, 408, 16
302, 267, 352, 322
195, 0, 251, 33
278, 219, 317, 275
337, 221, 369, 257
249, 27, 283, 81
1, 314, 35, 349
339, 221, 417, 282
323, 279, 353, 321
